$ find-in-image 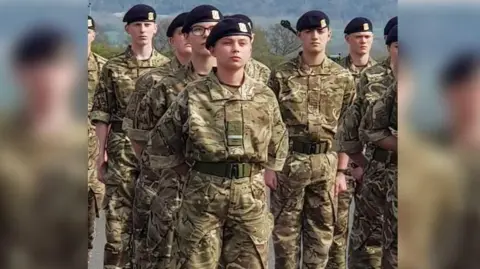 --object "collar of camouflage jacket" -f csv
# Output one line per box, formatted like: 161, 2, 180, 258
124, 45, 169, 68
344, 54, 377, 74
207, 72, 256, 101
295, 52, 333, 76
